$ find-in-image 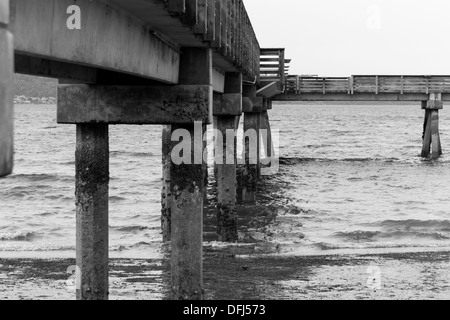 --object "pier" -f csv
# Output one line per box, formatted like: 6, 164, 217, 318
275, 75, 447, 159
0, 0, 446, 301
